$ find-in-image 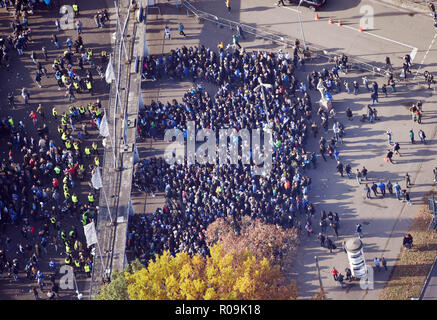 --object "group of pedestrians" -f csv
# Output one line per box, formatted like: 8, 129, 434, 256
0, 0, 112, 299
133, 44, 347, 263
